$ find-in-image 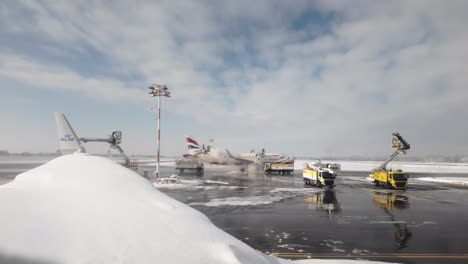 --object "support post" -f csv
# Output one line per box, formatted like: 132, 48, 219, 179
156, 95, 161, 179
